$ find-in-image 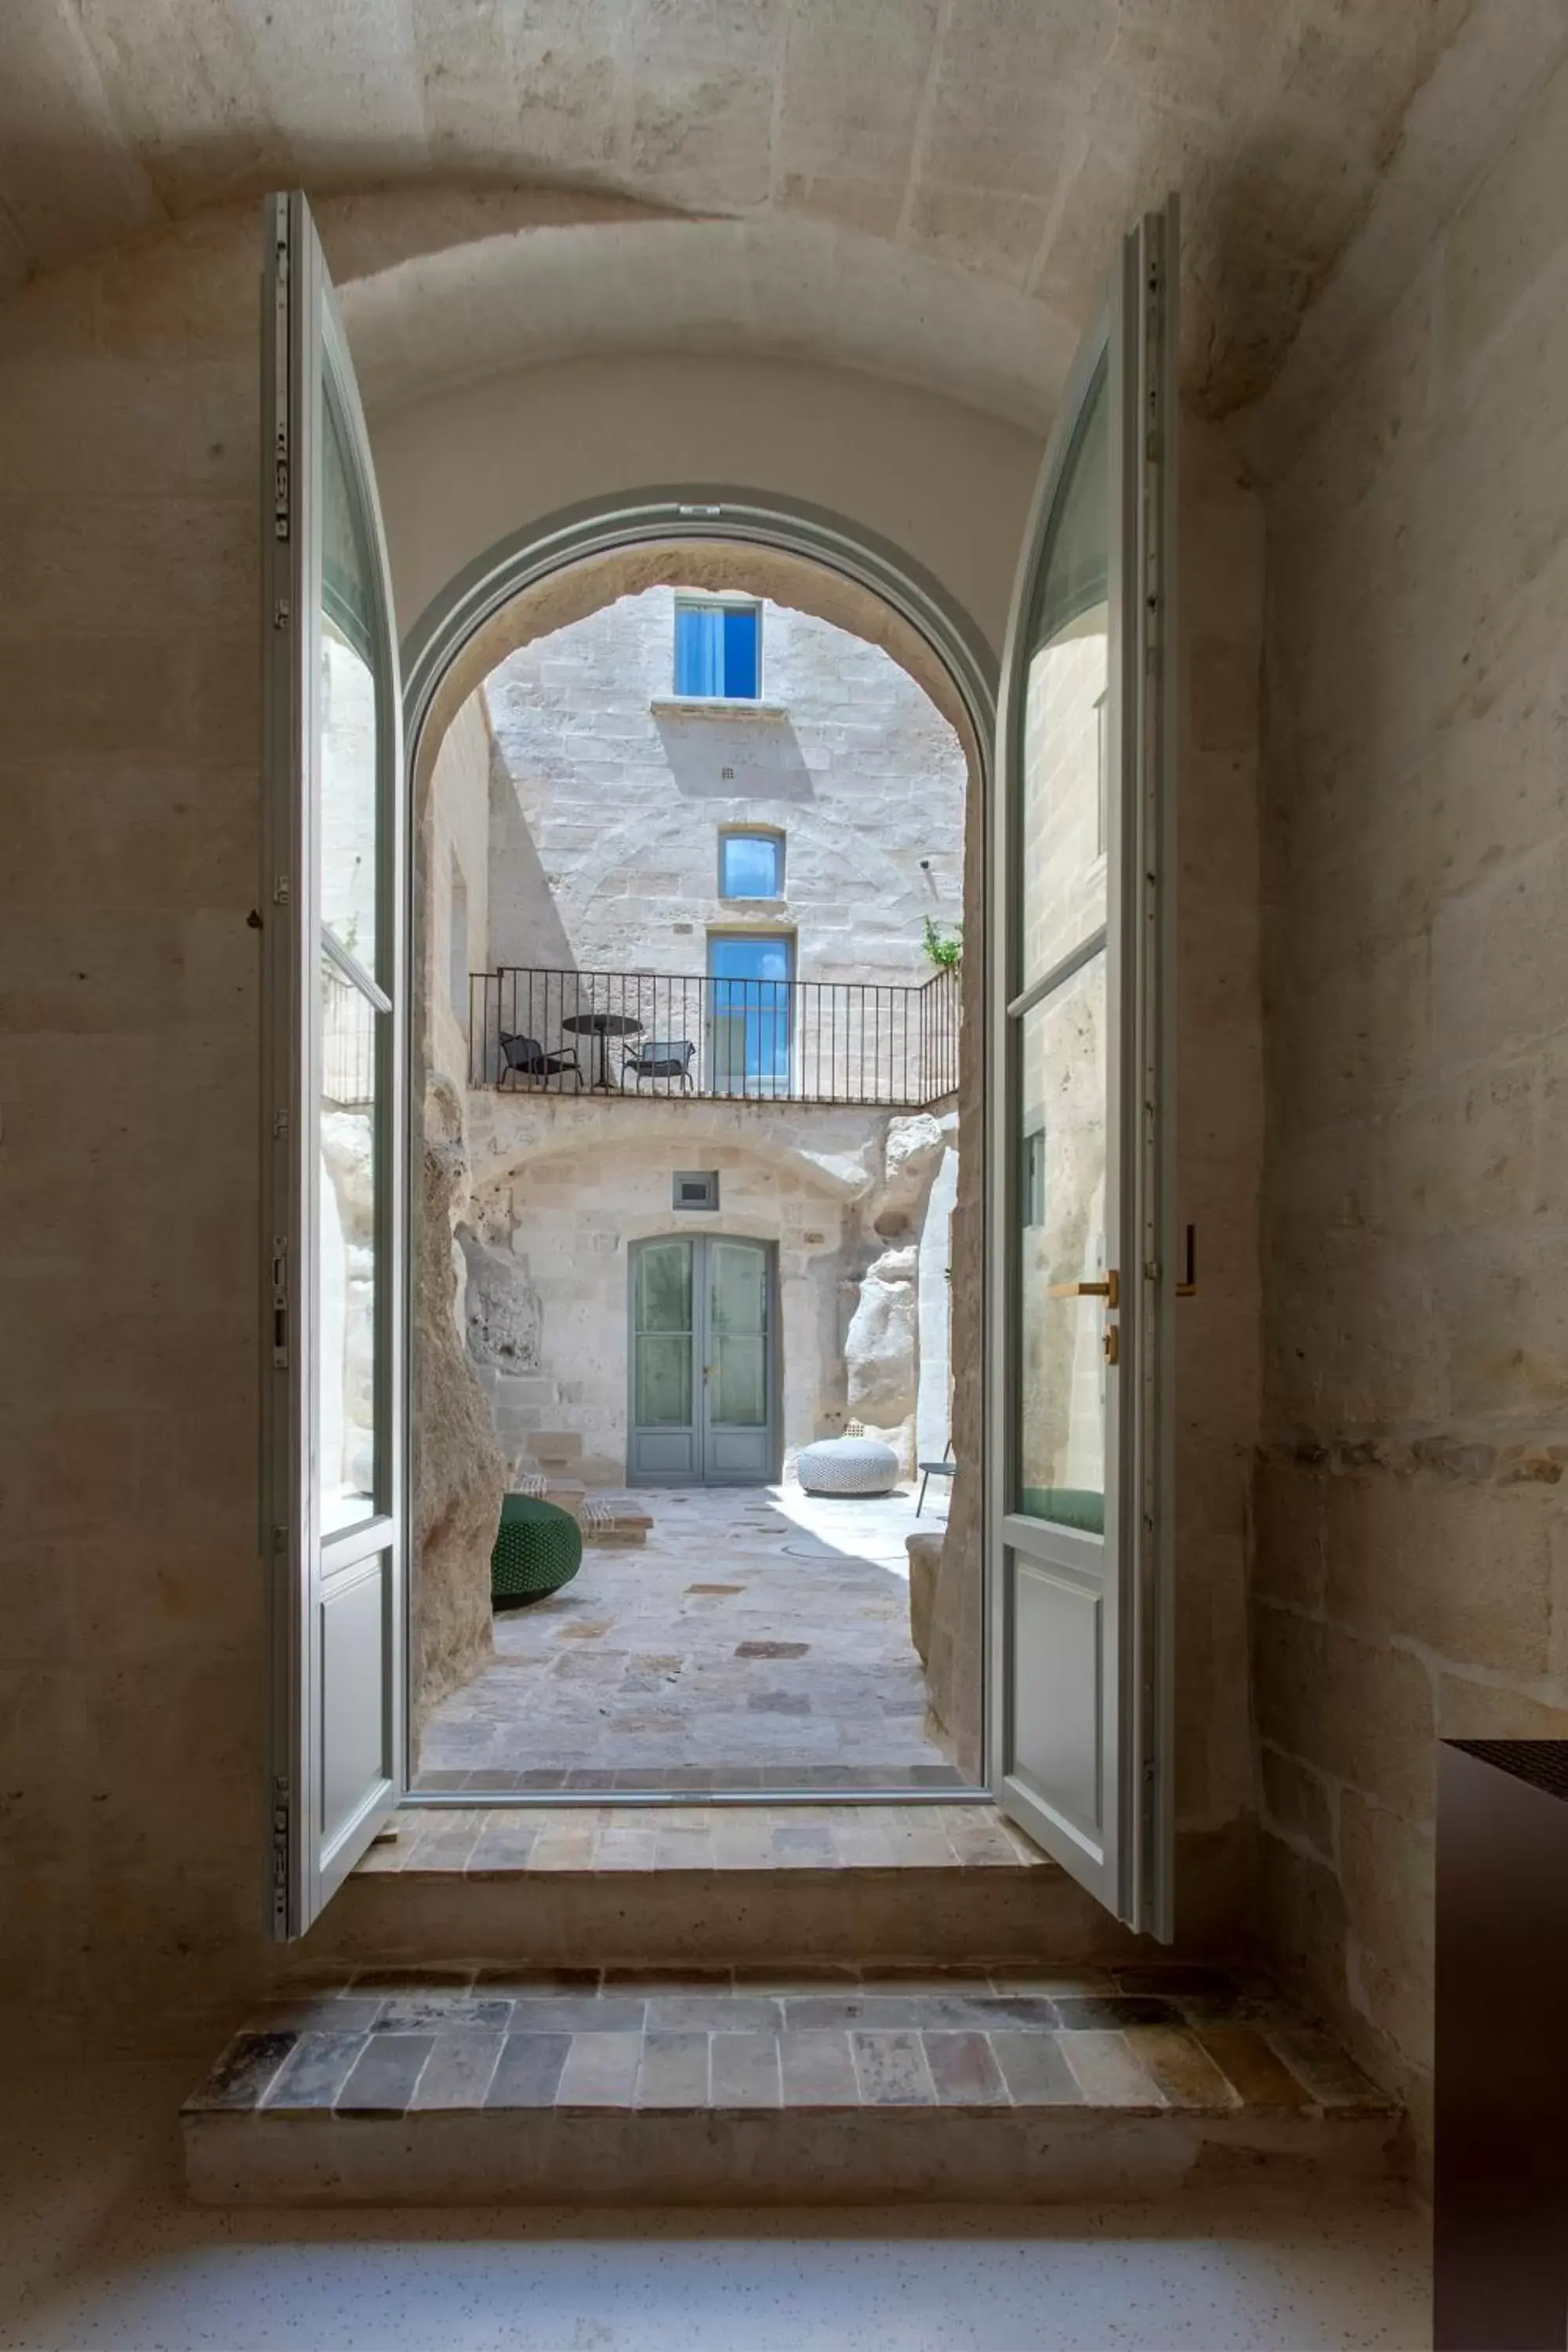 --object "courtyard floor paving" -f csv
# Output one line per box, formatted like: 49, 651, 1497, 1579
415, 1483, 963, 1791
